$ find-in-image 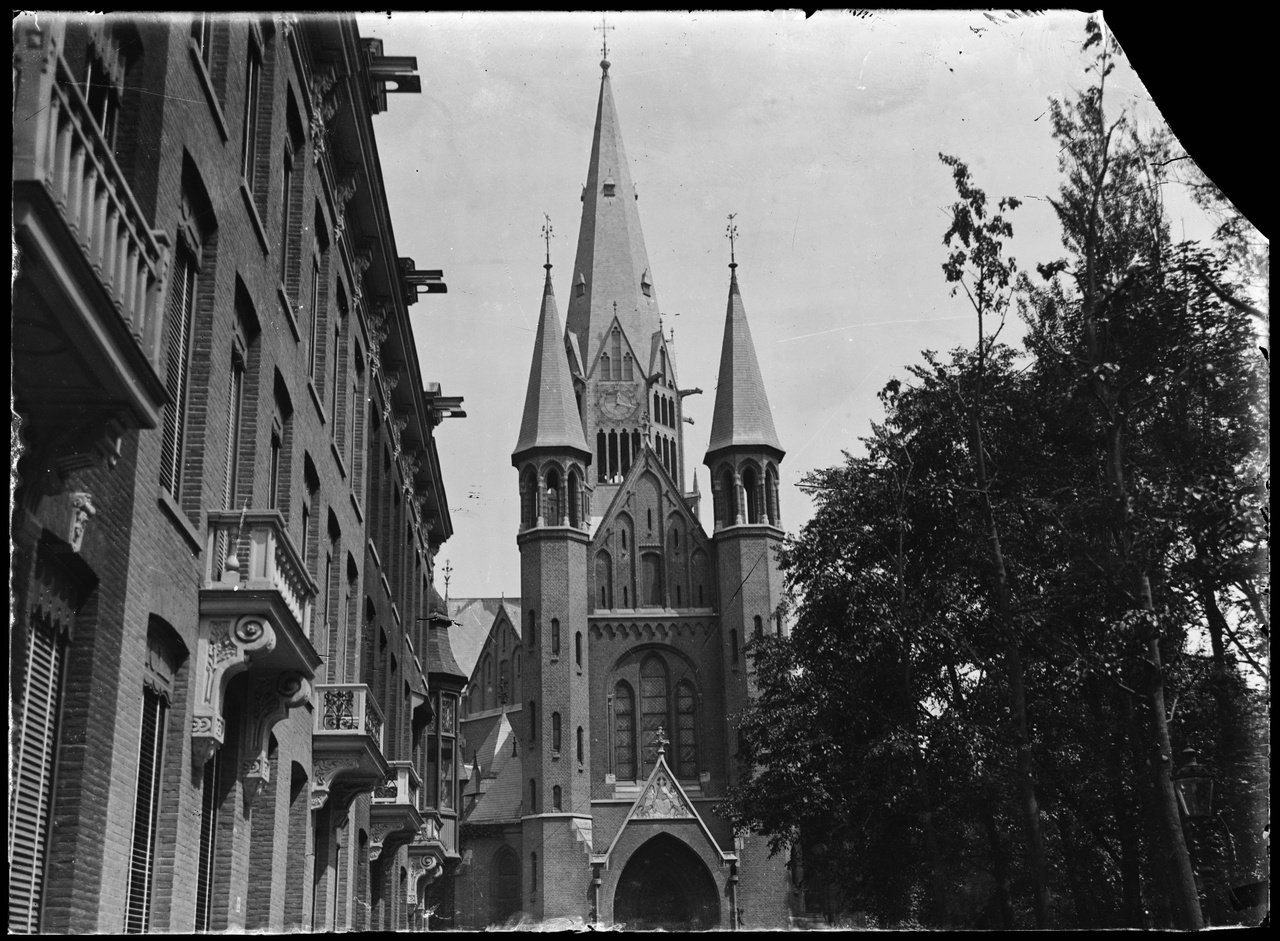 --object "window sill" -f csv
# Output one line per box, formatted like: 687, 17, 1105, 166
330, 439, 348, 479
380, 572, 392, 601
551, 751, 561, 761
350, 491, 364, 524
157, 489, 203, 554
240, 179, 269, 255
278, 283, 301, 341
307, 378, 329, 425
367, 538, 380, 570
189, 42, 229, 143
